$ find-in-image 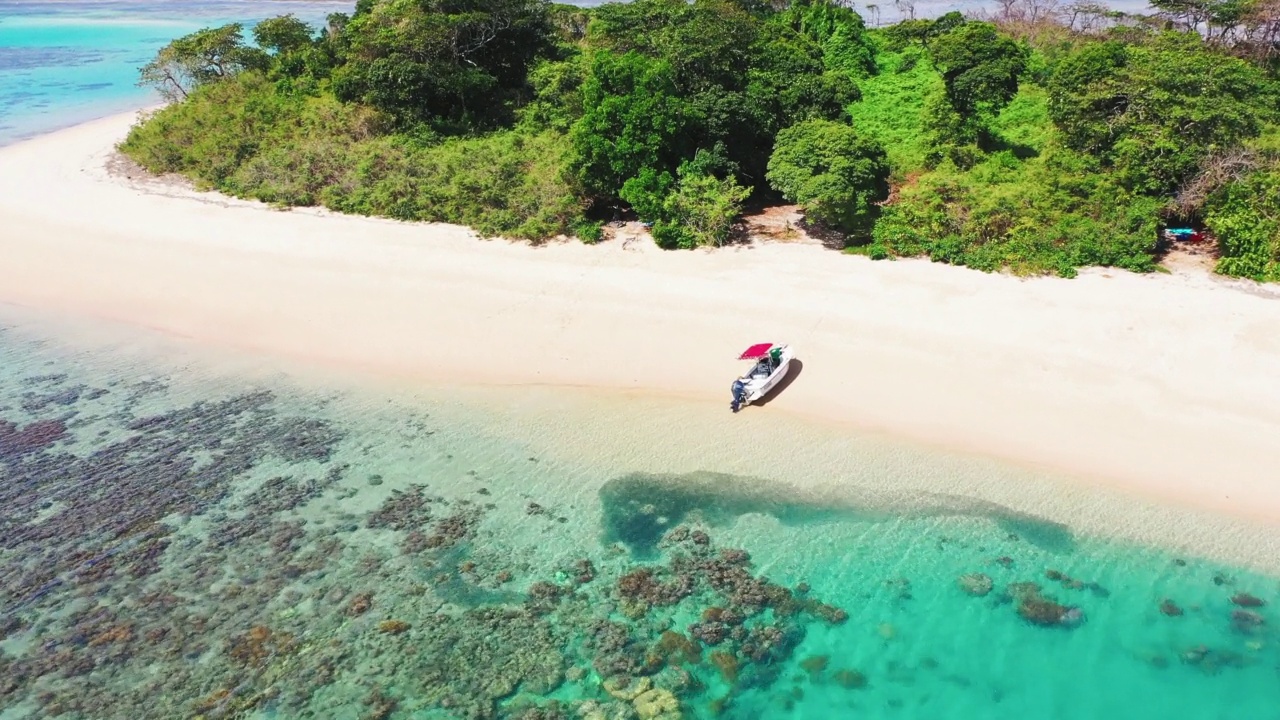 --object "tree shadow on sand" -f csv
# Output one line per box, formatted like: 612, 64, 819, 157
754, 358, 803, 407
